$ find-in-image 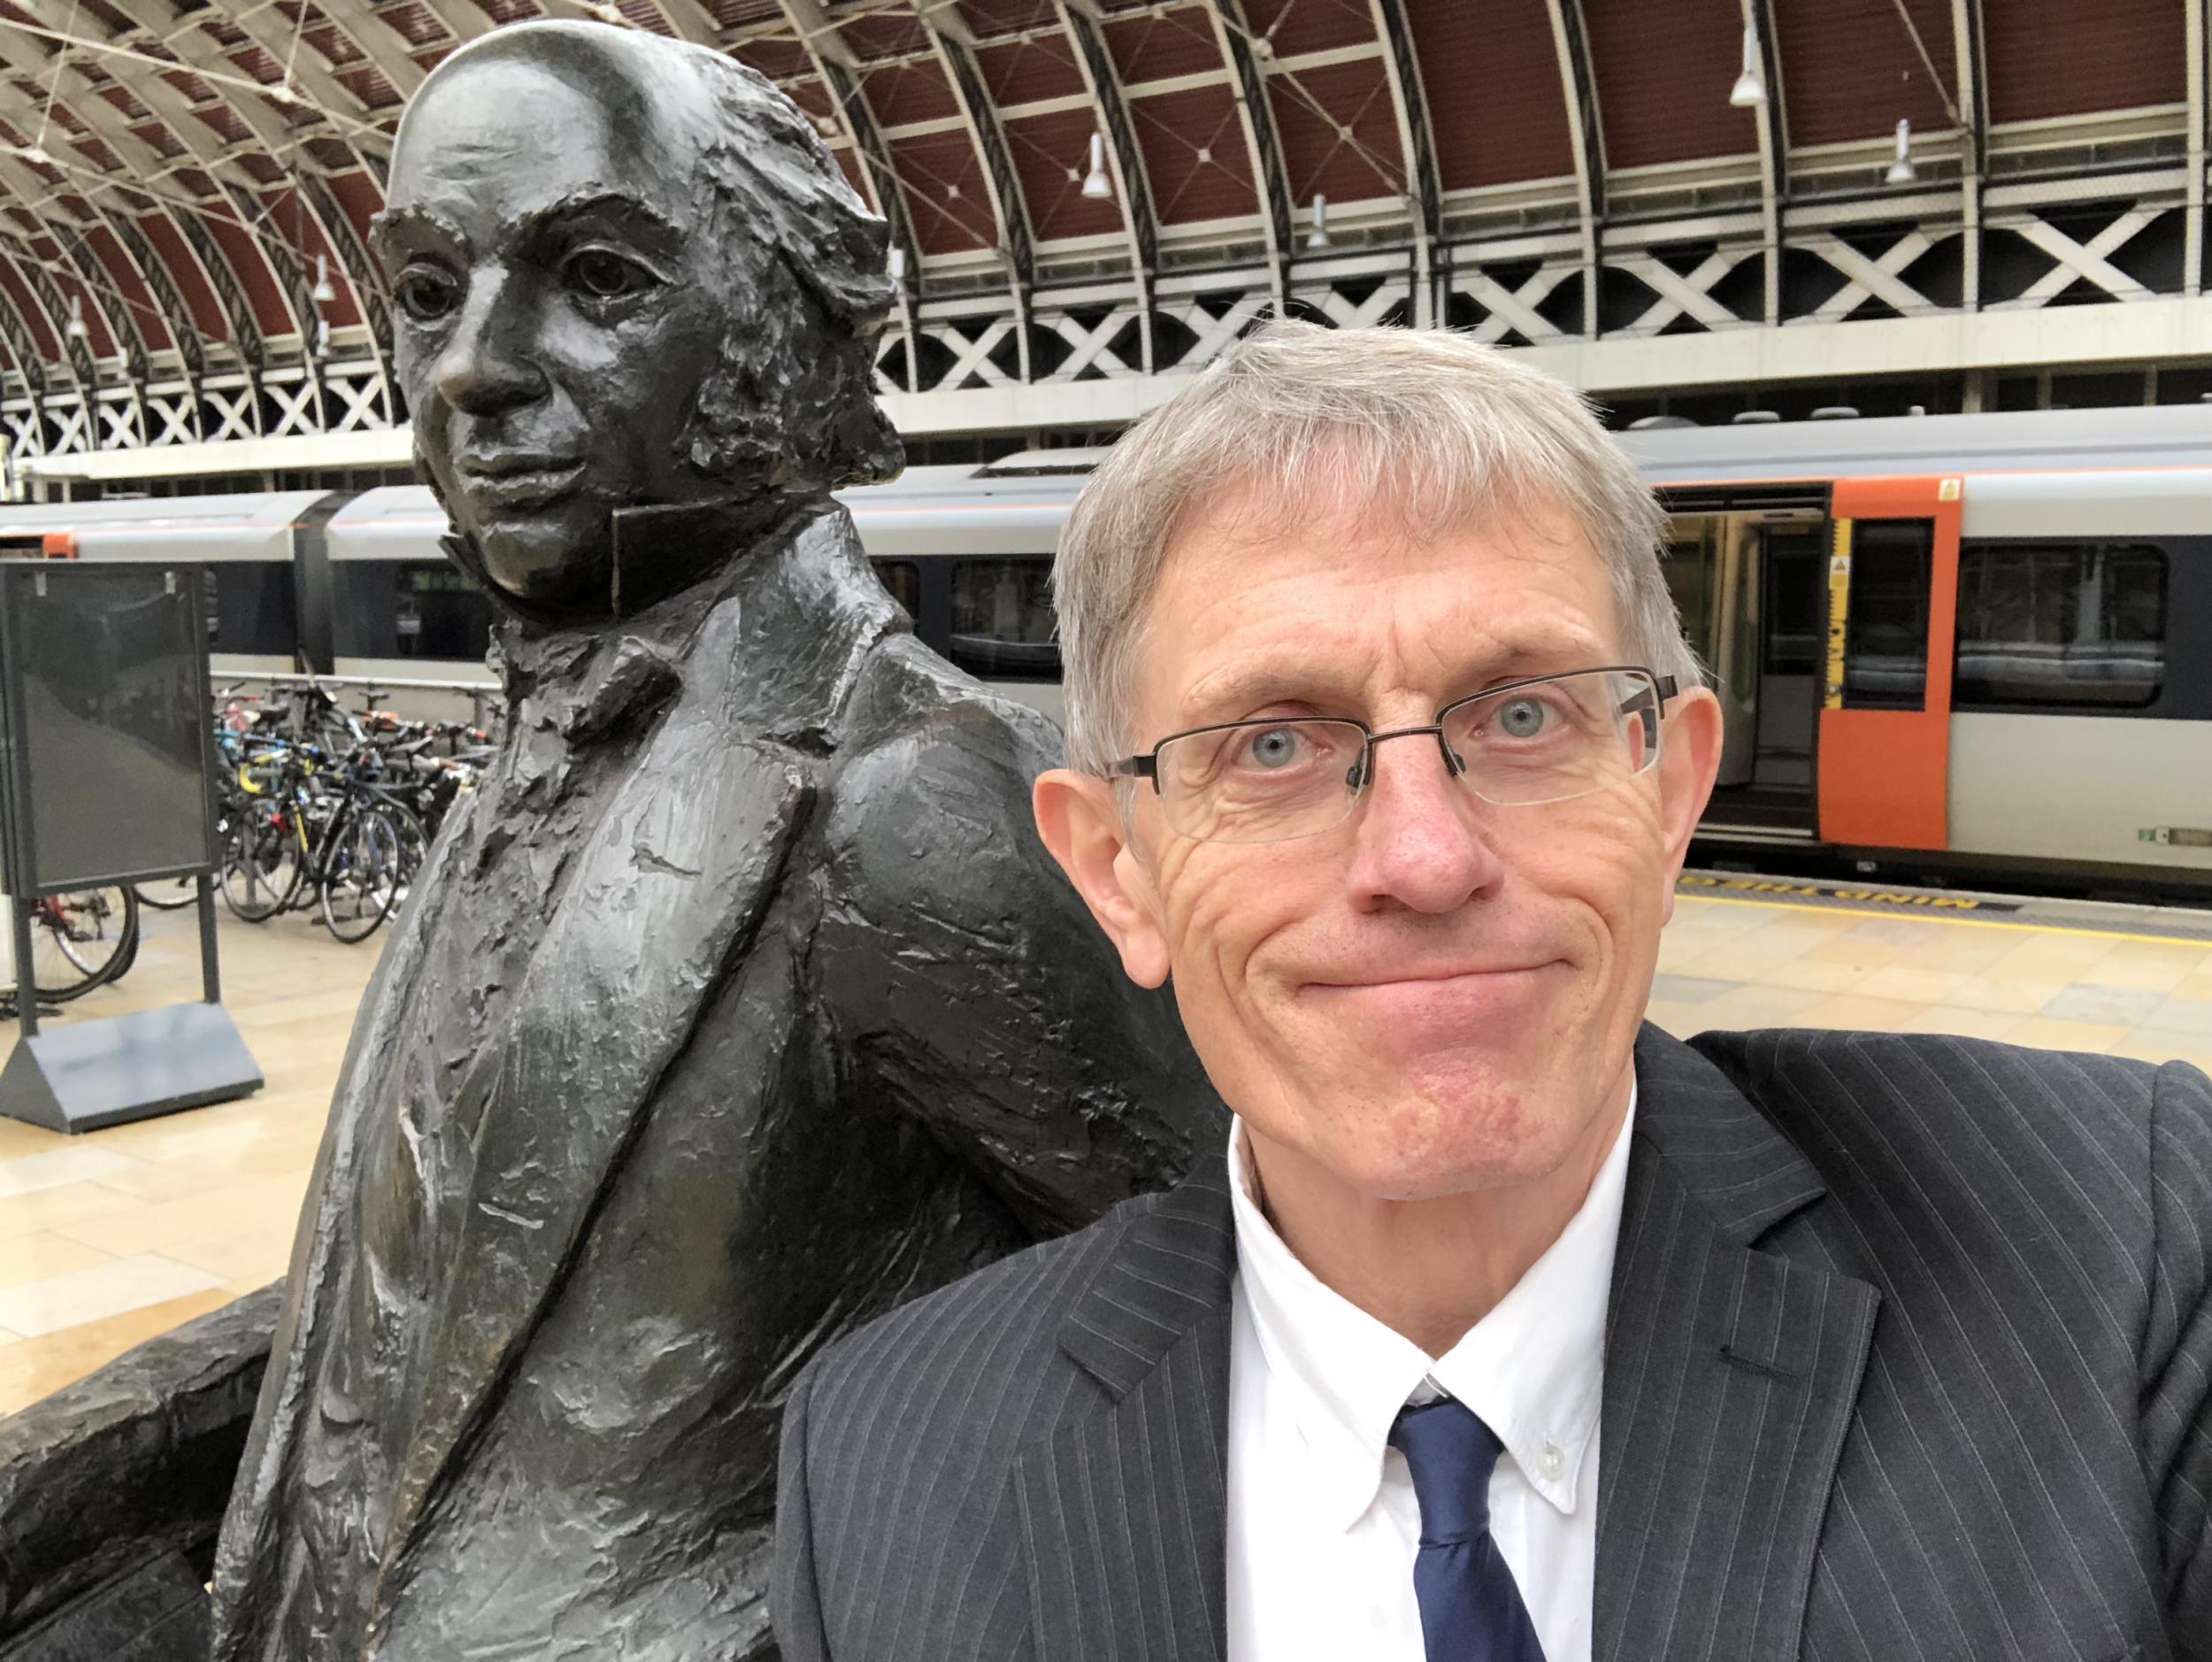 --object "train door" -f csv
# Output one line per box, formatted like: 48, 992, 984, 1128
1816, 475, 1962, 850
1663, 489, 1828, 838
